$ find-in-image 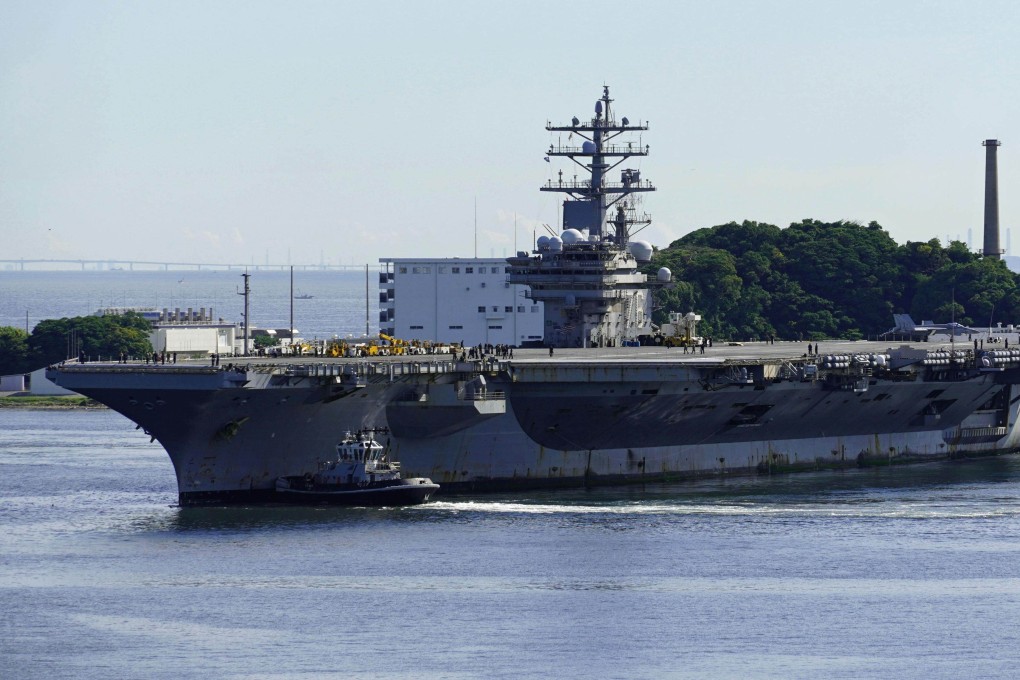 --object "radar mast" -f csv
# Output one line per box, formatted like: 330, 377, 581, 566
542, 85, 654, 244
